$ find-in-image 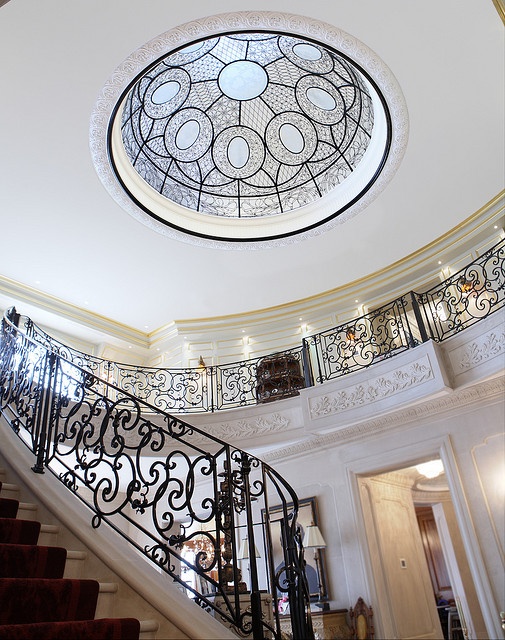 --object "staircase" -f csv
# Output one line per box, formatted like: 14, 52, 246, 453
0, 424, 237, 640
0, 307, 315, 640
0, 468, 158, 639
